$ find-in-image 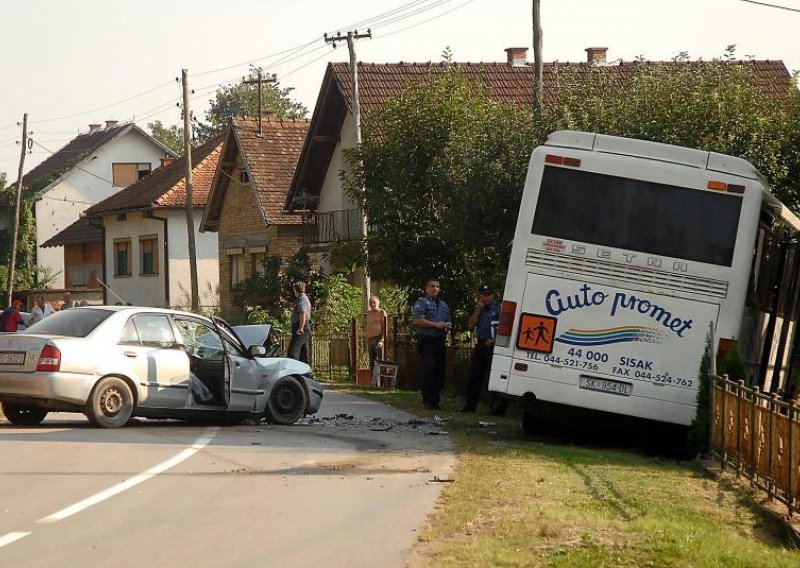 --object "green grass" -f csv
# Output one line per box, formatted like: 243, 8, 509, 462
340, 385, 799, 567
